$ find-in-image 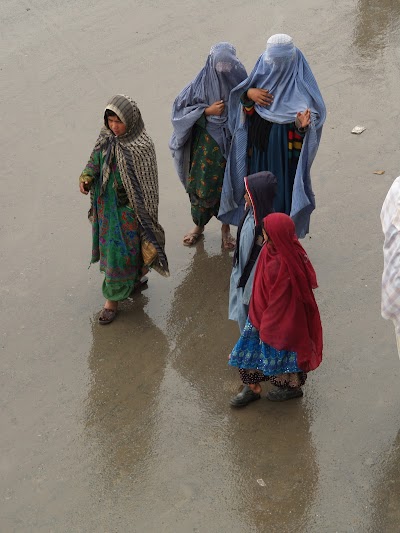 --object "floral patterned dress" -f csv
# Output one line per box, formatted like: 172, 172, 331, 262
81, 149, 143, 301
186, 114, 226, 227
